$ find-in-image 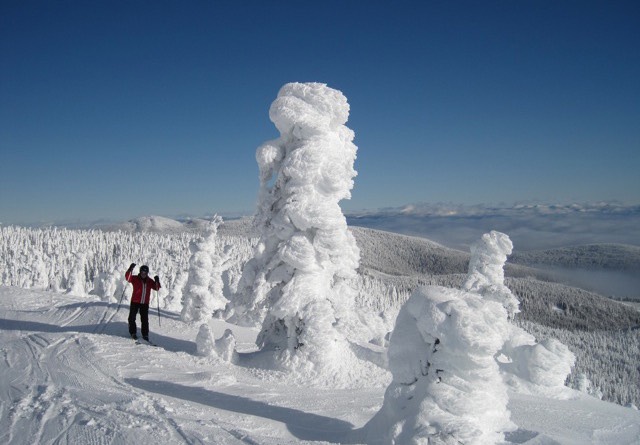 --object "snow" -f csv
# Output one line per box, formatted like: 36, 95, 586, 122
1, 286, 639, 445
